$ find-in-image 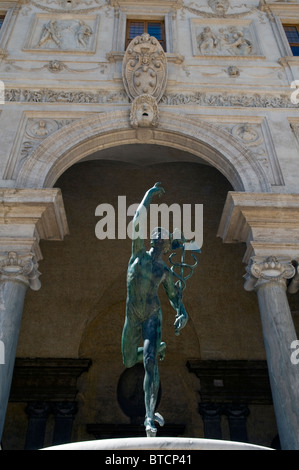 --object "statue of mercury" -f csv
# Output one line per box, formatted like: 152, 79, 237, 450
121, 183, 188, 437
